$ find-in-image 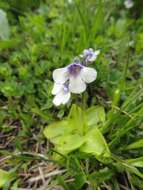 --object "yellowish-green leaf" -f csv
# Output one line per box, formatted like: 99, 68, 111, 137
68, 104, 85, 134
86, 106, 105, 127
56, 134, 85, 154
126, 157, 143, 168
0, 169, 14, 188
126, 139, 143, 150
80, 128, 110, 158
44, 120, 73, 143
